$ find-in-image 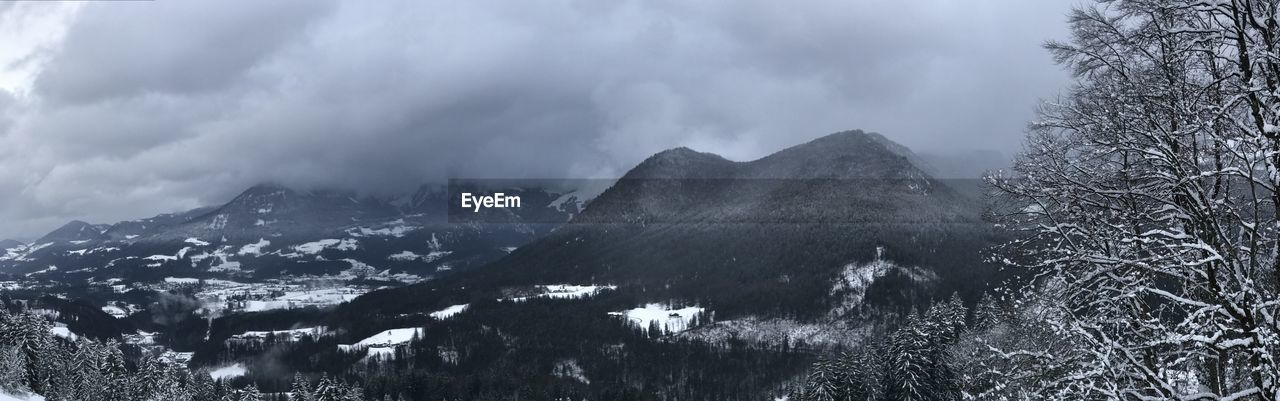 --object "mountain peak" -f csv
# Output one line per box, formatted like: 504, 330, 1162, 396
624, 146, 734, 179
747, 129, 926, 180
238, 182, 297, 197
35, 220, 106, 244
0, 239, 21, 251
